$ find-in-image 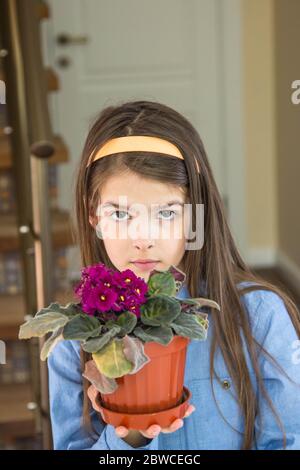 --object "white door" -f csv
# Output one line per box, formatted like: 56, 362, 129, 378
43, 0, 247, 277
